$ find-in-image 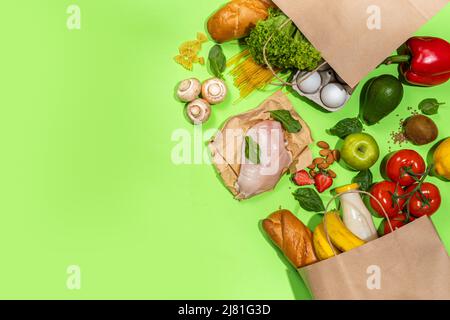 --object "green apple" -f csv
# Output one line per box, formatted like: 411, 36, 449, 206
341, 133, 380, 170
